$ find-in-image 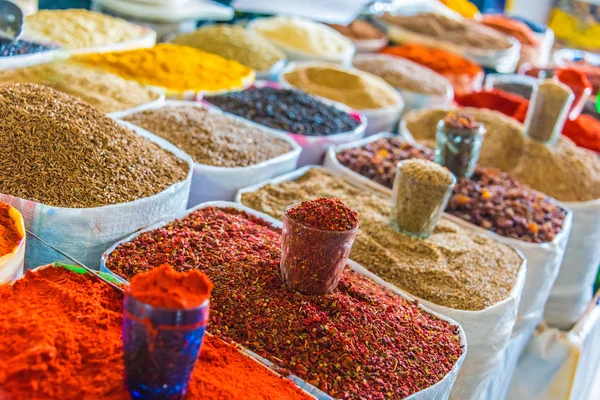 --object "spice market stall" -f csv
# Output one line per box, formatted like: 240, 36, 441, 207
101, 201, 468, 400
235, 167, 527, 400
